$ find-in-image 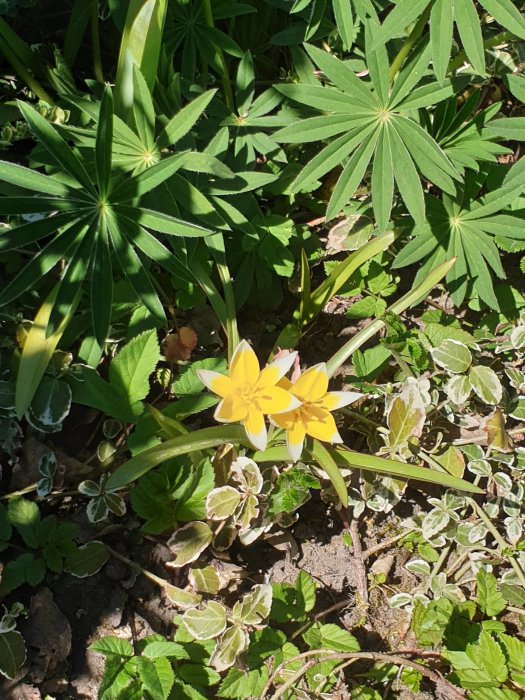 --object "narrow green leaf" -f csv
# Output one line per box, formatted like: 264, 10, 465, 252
107, 425, 249, 489
430, 0, 454, 83
389, 123, 425, 226
91, 223, 113, 346
17, 101, 97, 196
309, 440, 348, 506
276, 113, 373, 144
276, 83, 359, 113
114, 0, 168, 114
96, 87, 114, 198
306, 232, 395, 322
480, 0, 525, 39
107, 216, 166, 324
375, 0, 430, 45
365, 19, 390, 105
291, 127, 371, 191
156, 89, 216, 149
15, 283, 81, 418
486, 117, 525, 141
131, 66, 155, 150
304, 44, 377, 108
371, 126, 394, 232
0, 161, 74, 196
118, 207, 211, 237
0, 221, 86, 305
0, 214, 80, 253
394, 79, 454, 111
326, 128, 379, 219
455, 0, 485, 76
111, 152, 188, 200
236, 51, 255, 114
0, 196, 79, 216
48, 225, 96, 335
333, 0, 354, 49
